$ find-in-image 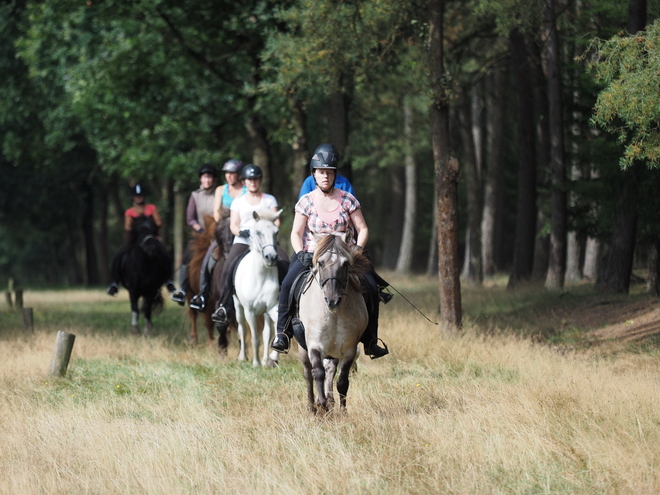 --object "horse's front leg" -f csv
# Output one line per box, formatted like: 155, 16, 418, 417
298, 346, 315, 412
264, 306, 279, 367
323, 358, 338, 411
129, 291, 140, 334
336, 349, 358, 410
309, 348, 328, 413
245, 310, 262, 367
188, 307, 199, 346
234, 296, 248, 362
143, 292, 155, 336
